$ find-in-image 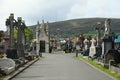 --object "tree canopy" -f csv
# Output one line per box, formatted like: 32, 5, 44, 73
14, 27, 33, 42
